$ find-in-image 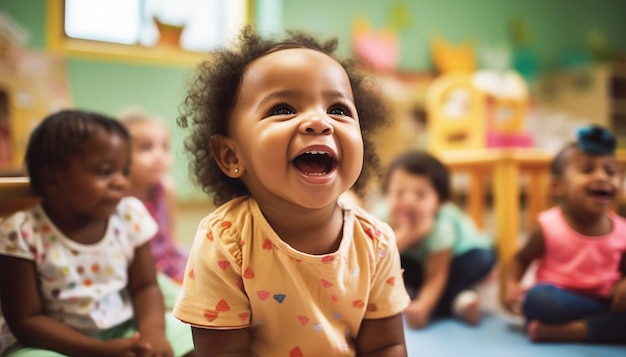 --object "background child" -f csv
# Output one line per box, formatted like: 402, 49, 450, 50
120, 110, 189, 309
172, 26, 411, 356
381, 150, 495, 329
503, 125, 626, 344
0, 110, 194, 356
